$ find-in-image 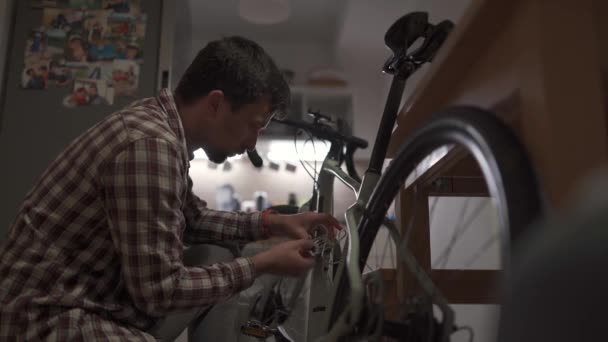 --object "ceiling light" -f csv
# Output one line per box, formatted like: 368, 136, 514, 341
238, 0, 290, 25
